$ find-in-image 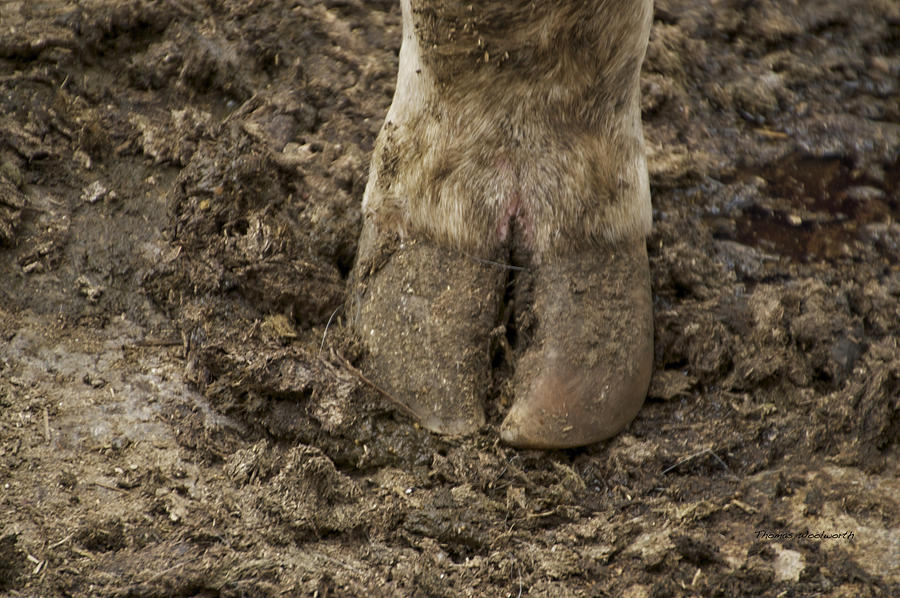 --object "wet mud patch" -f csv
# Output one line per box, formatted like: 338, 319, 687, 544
715, 154, 900, 263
